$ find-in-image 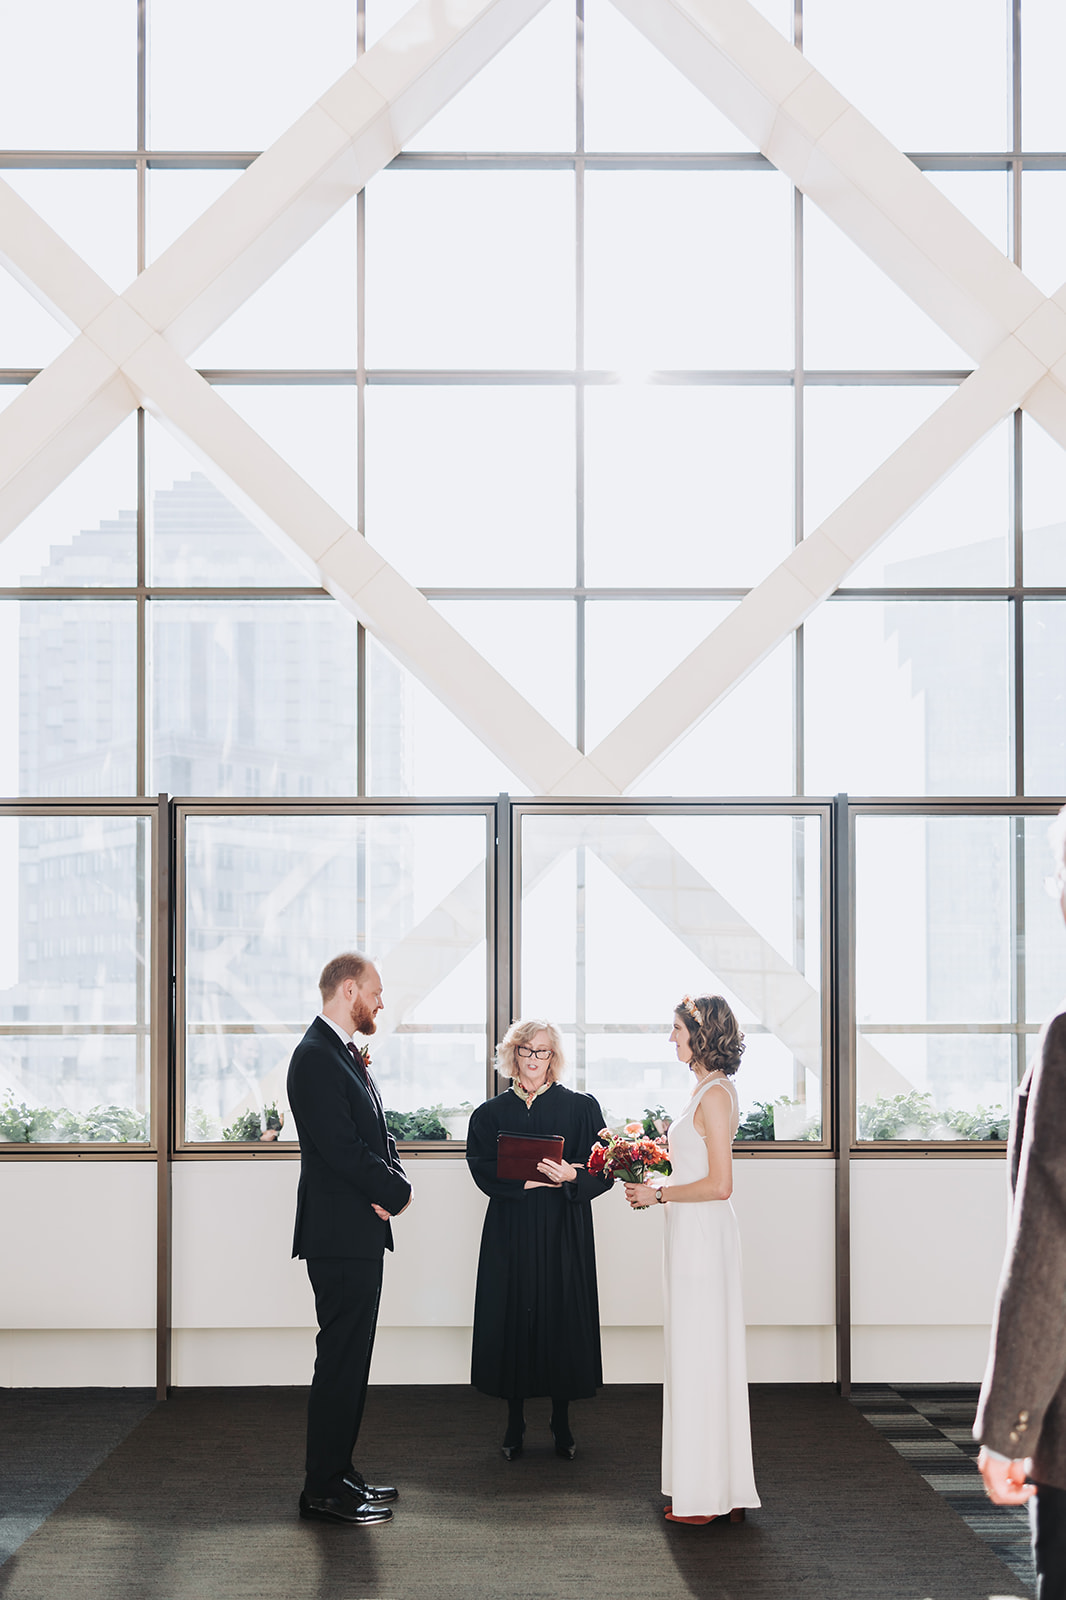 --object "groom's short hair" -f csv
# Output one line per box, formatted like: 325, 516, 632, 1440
318, 951, 372, 1002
